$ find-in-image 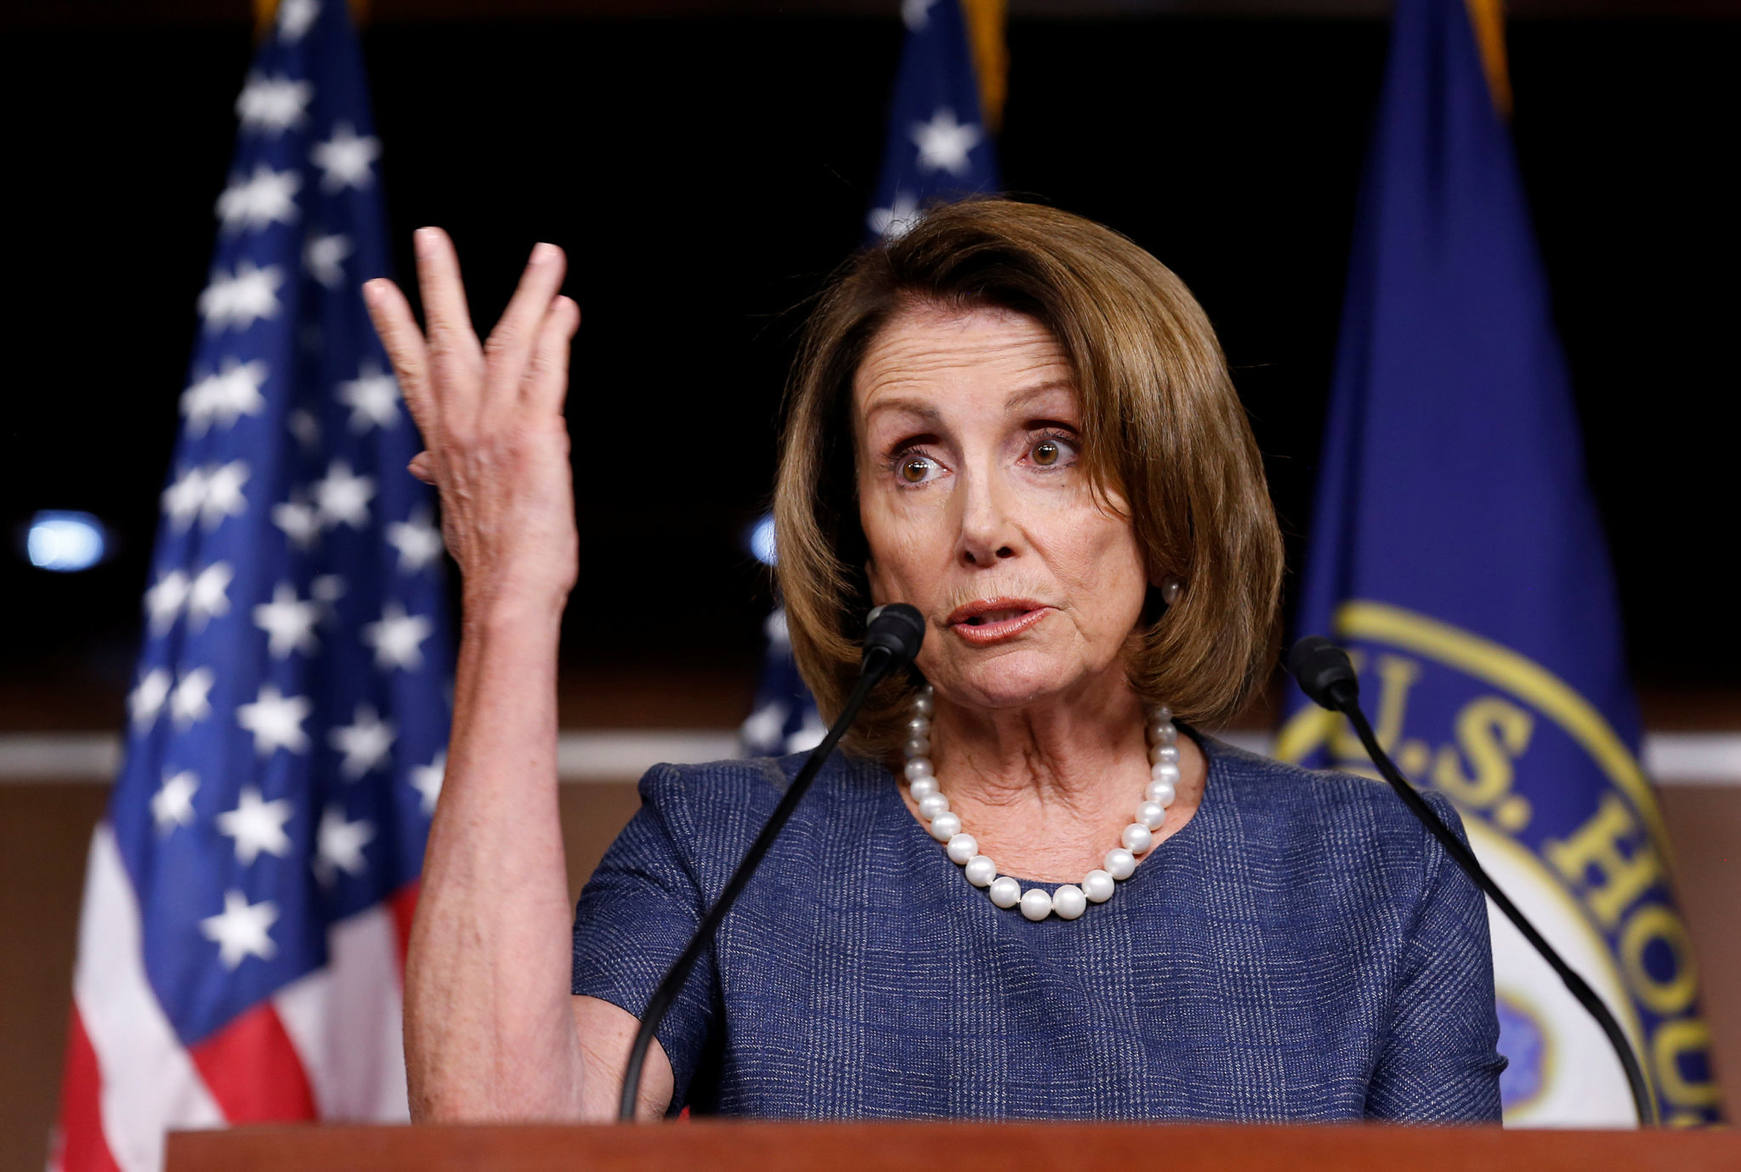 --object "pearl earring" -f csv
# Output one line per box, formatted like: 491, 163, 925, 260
1160, 577, 1184, 606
